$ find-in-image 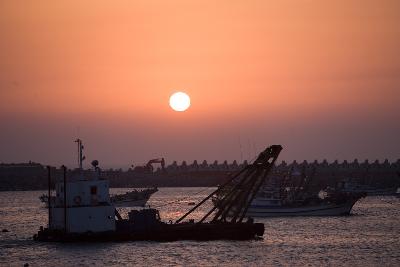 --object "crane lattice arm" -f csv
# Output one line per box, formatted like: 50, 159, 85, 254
175, 145, 283, 224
